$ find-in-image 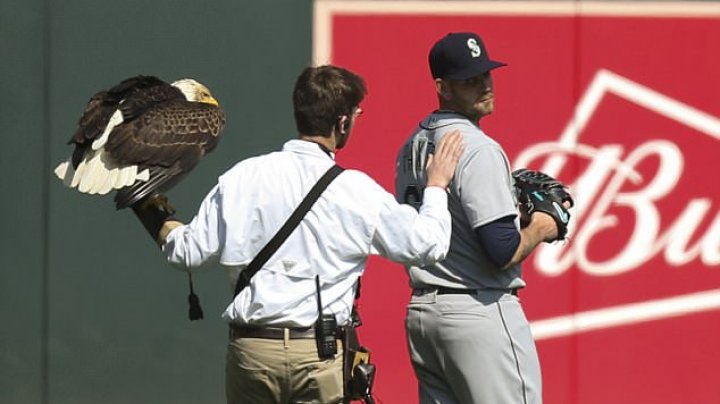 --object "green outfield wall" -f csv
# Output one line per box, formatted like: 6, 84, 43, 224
0, 1, 312, 403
